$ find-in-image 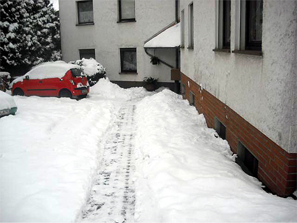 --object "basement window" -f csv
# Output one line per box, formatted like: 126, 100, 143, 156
189, 91, 195, 106
79, 49, 95, 59
181, 83, 186, 98
236, 142, 258, 177
214, 117, 226, 140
